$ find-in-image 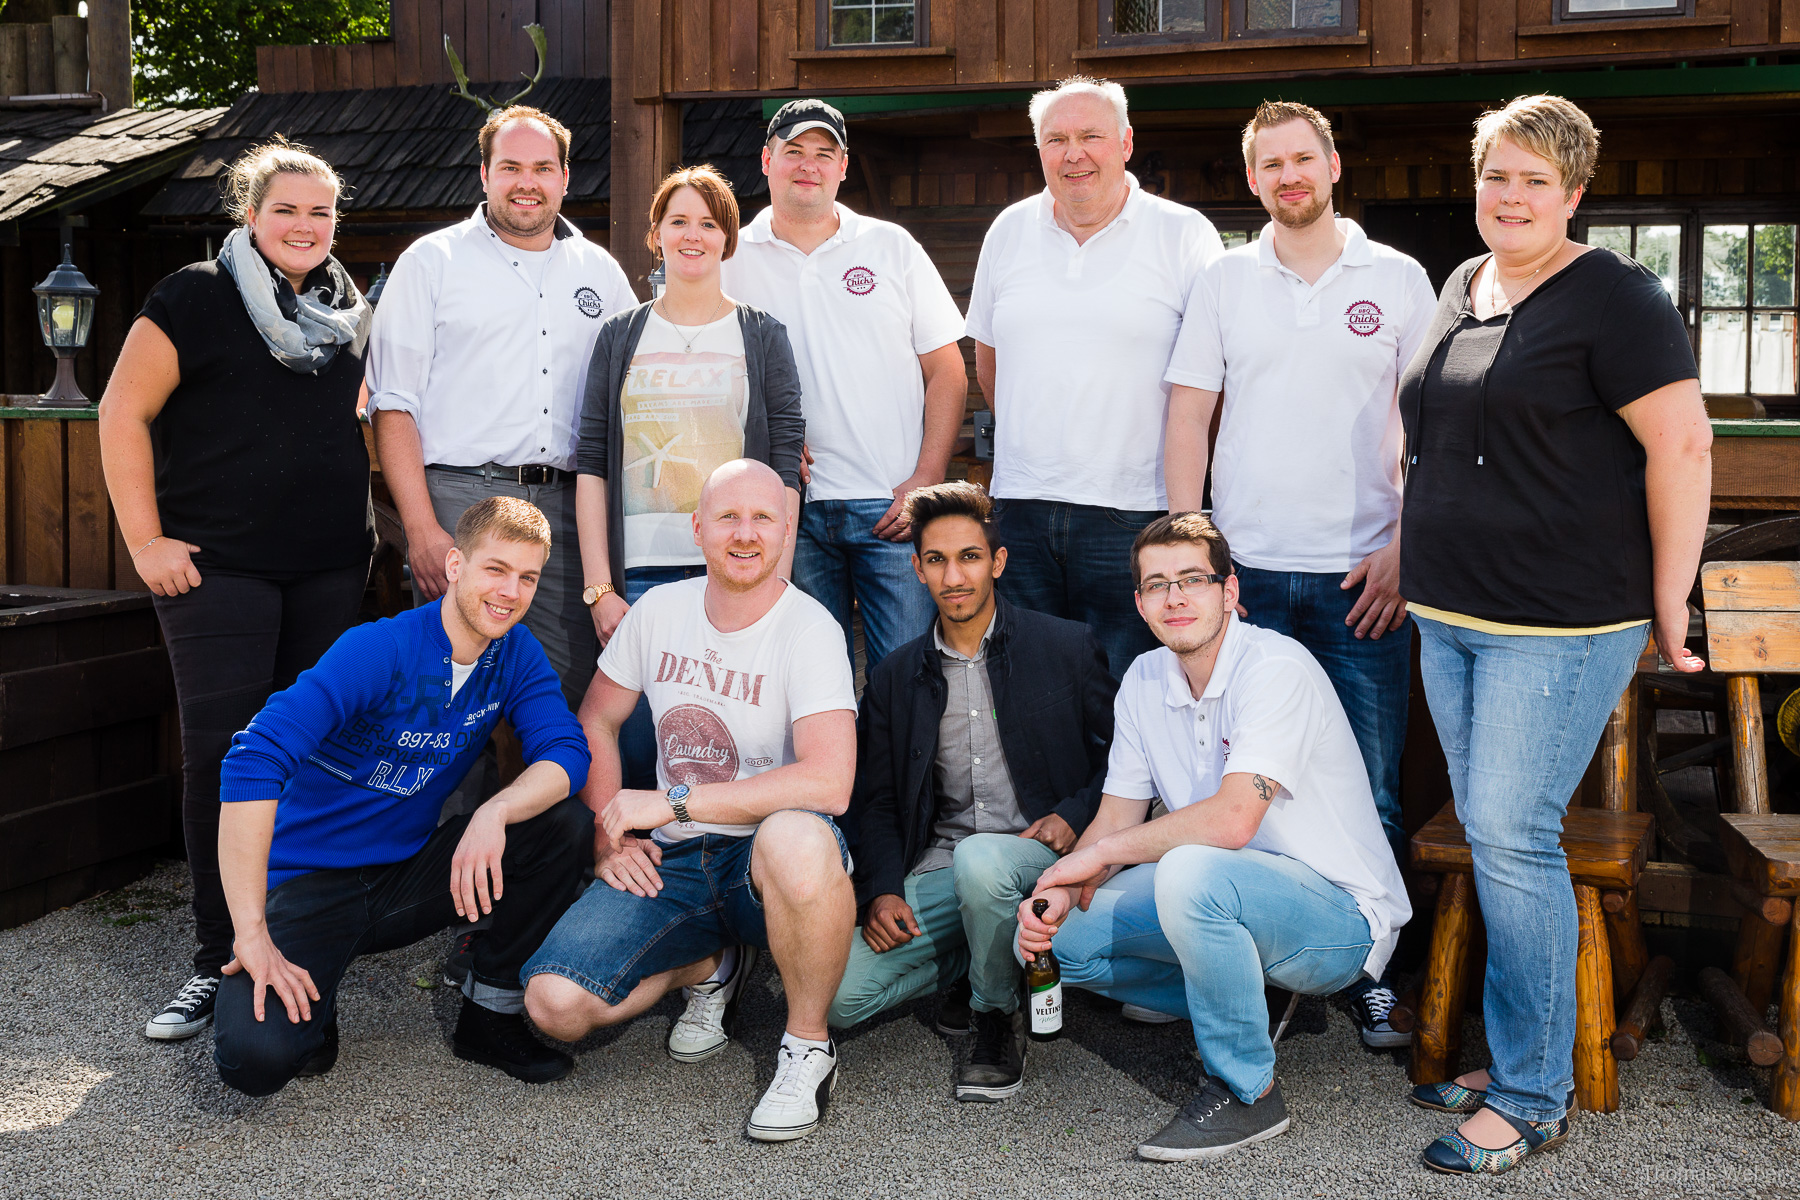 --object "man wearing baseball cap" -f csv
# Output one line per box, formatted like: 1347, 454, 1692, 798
723, 98, 968, 674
